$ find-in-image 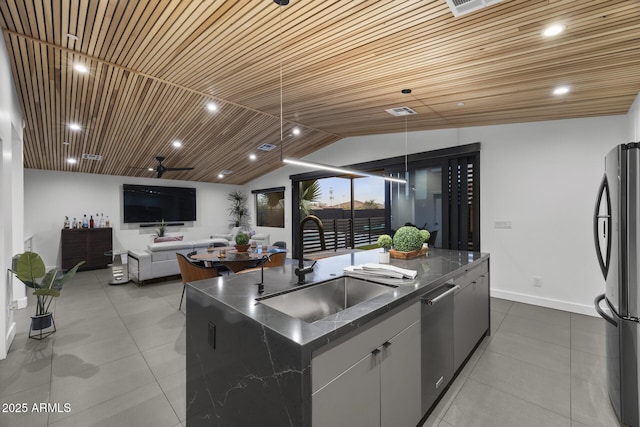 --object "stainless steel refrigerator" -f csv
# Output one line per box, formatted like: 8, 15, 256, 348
594, 142, 640, 427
